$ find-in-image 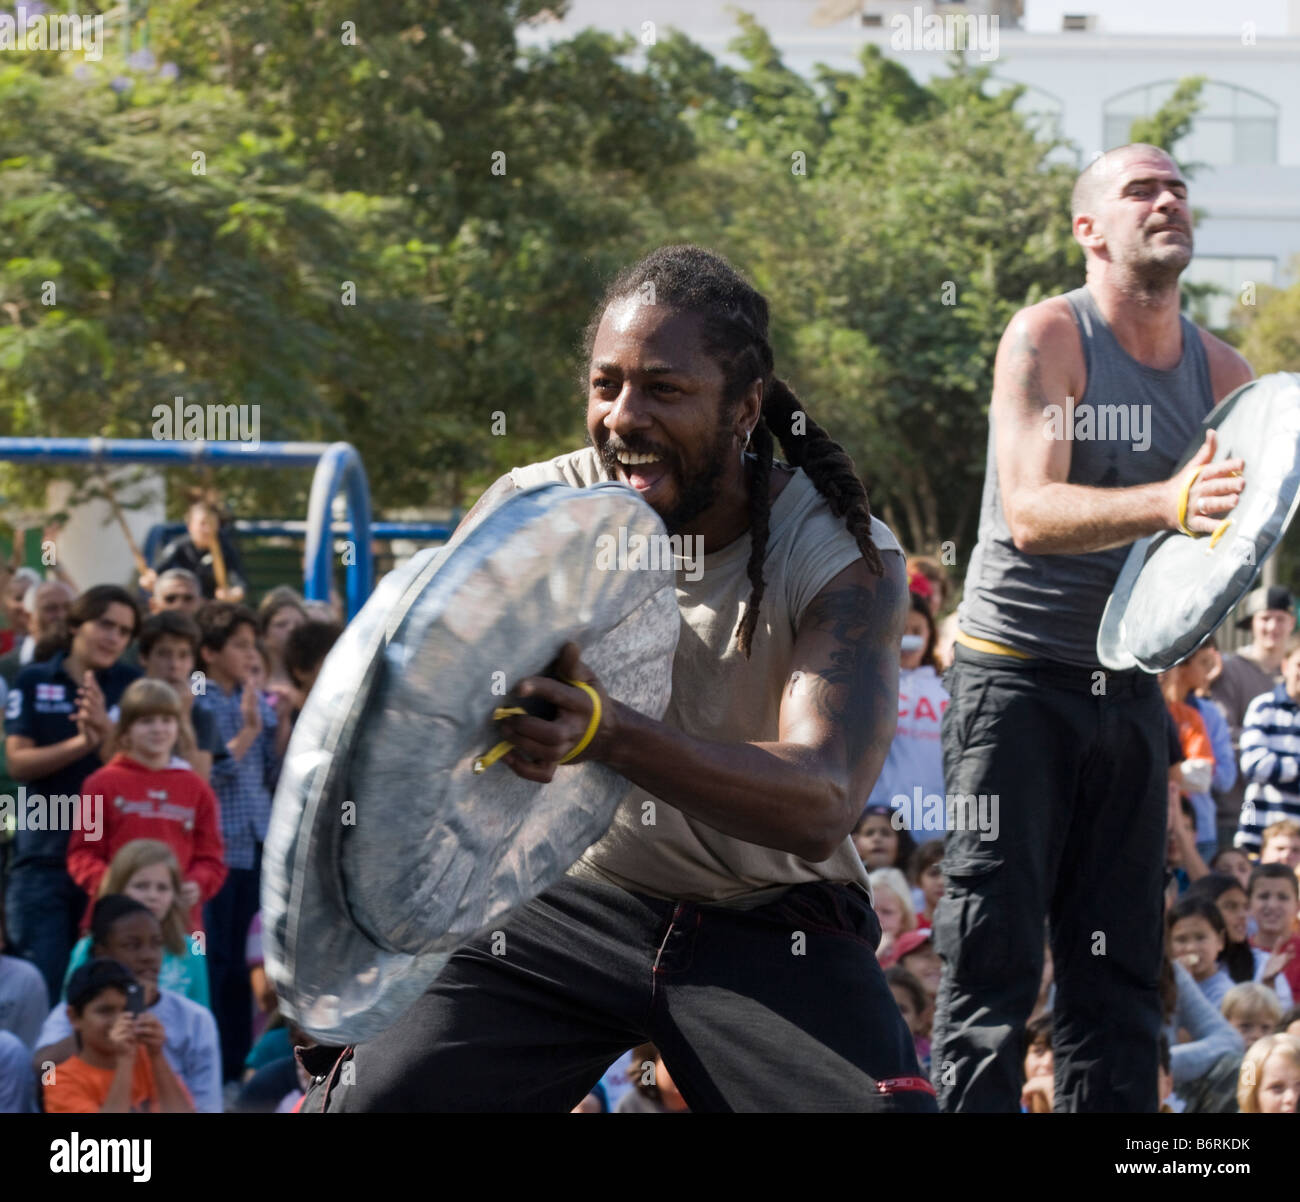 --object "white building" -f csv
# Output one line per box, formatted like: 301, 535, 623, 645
524, 0, 1300, 327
